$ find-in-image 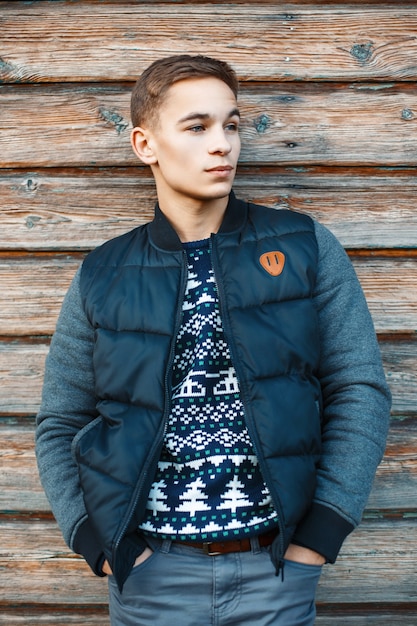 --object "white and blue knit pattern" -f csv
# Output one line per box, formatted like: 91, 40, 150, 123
139, 239, 278, 540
